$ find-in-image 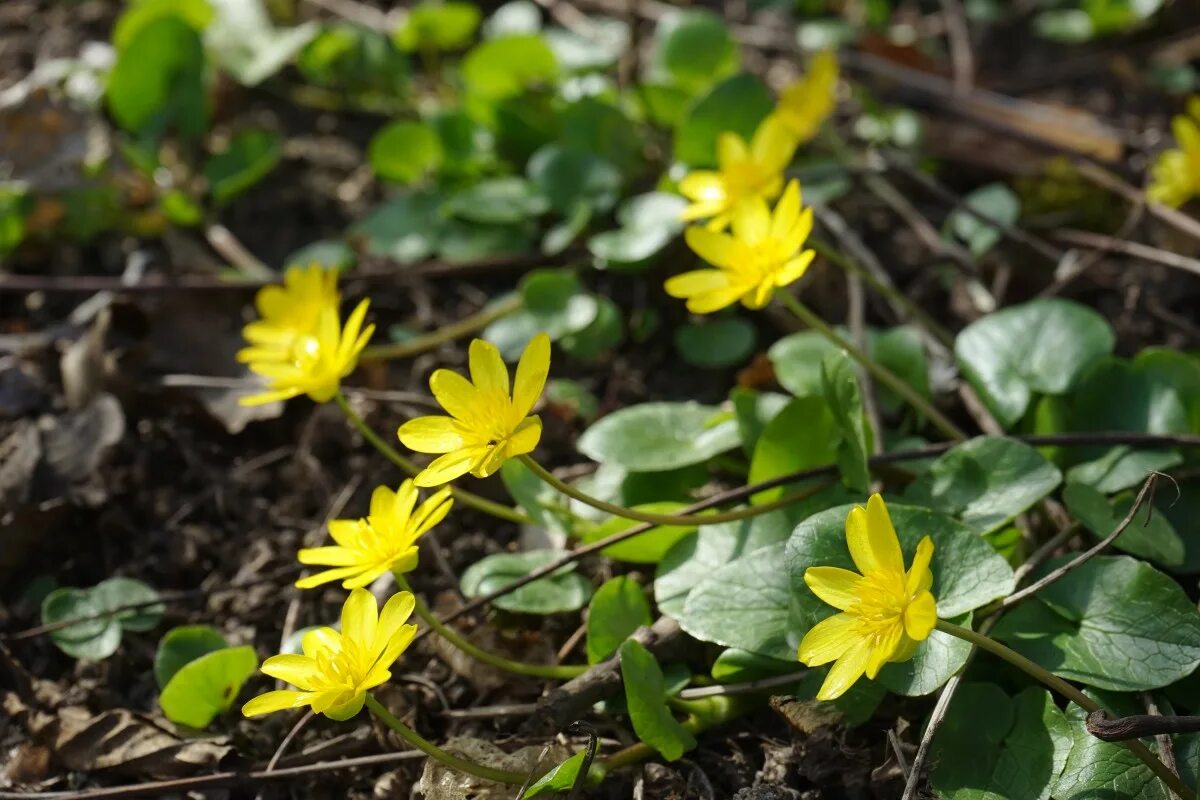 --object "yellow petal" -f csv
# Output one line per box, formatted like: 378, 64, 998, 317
845, 494, 904, 577
684, 226, 735, 268
321, 691, 365, 721
398, 416, 465, 454
415, 449, 478, 487
341, 588, 378, 646
716, 132, 749, 168
864, 622, 904, 679
678, 172, 726, 204
386, 548, 420, 577
731, 196, 771, 245
376, 592, 416, 647
903, 592, 938, 641
505, 415, 542, 458
343, 564, 393, 589
261, 654, 320, 689
429, 370, 484, 424
687, 285, 746, 314
816, 637, 872, 701
751, 113, 798, 173
370, 484, 397, 519
468, 338, 510, 404
512, 333, 550, 419
775, 251, 815, 287
664, 269, 729, 299
301, 627, 340, 657
328, 519, 365, 548
411, 488, 453, 534
891, 633, 920, 664
905, 536, 935, 595
297, 546, 360, 567
797, 612, 859, 666
804, 566, 863, 611
296, 566, 365, 589
242, 689, 310, 717
472, 444, 509, 479
770, 180, 802, 240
